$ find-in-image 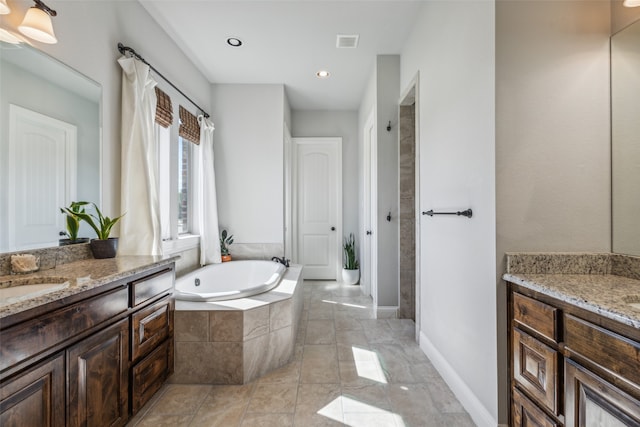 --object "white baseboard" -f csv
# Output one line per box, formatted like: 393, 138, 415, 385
419, 331, 498, 427
376, 306, 398, 319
